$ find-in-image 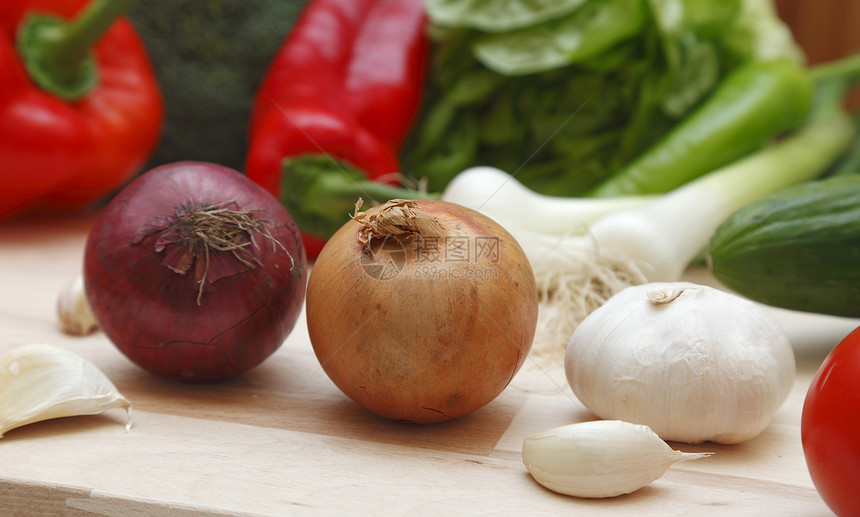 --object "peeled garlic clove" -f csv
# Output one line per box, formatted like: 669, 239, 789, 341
57, 274, 98, 336
522, 420, 712, 498
0, 344, 130, 437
